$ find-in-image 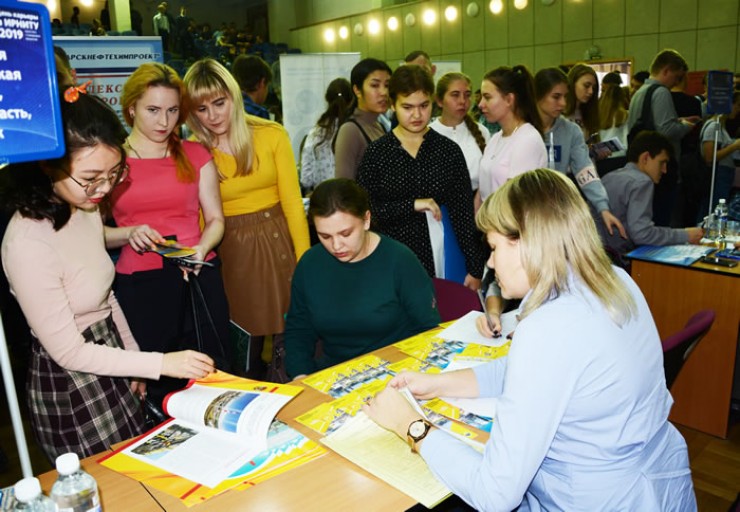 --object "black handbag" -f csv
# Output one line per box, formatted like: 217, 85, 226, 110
141, 396, 167, 430
188, 273, 227, 363
265, 333, 289, 384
